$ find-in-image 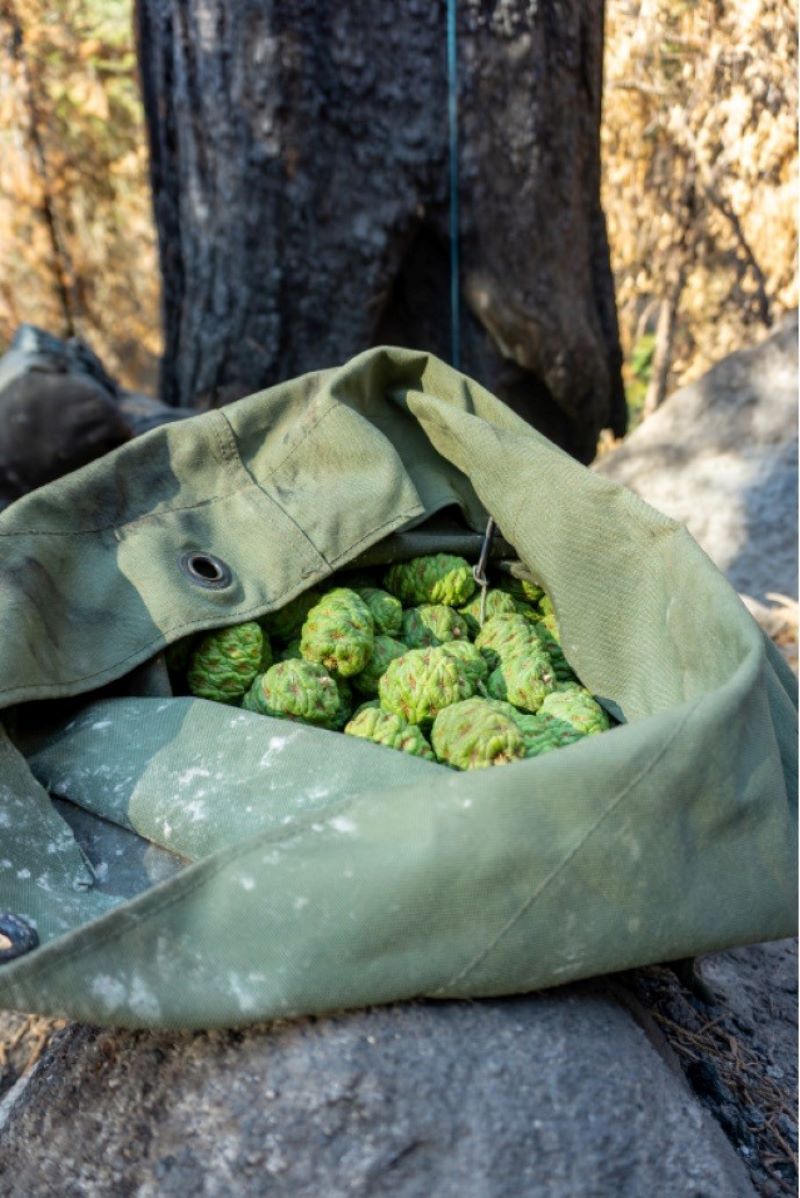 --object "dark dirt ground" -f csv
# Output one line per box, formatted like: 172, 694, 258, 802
620, 938, 797, 1197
